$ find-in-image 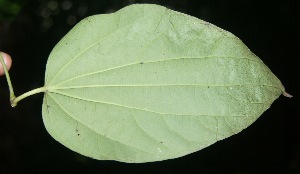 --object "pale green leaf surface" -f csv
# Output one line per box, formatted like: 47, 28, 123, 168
42, 4, 284, 162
